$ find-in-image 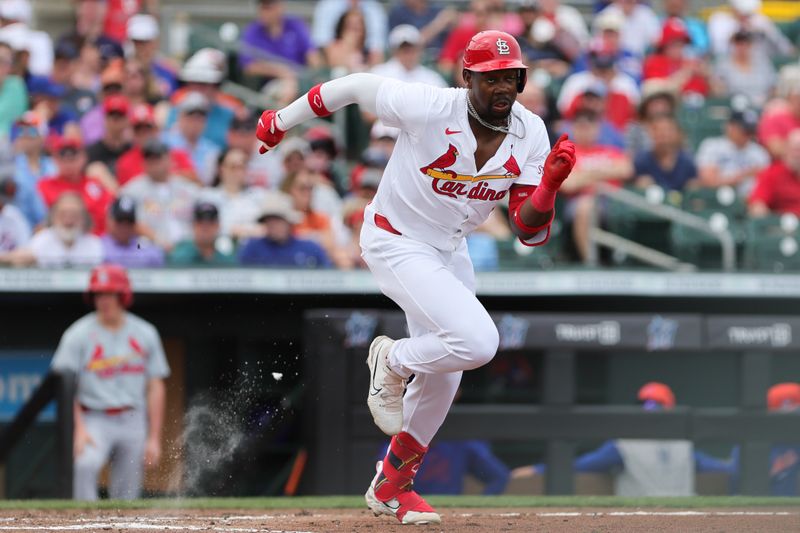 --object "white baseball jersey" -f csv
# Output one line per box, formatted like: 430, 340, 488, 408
370, 82, 551, 251
51, 312, 170, 410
